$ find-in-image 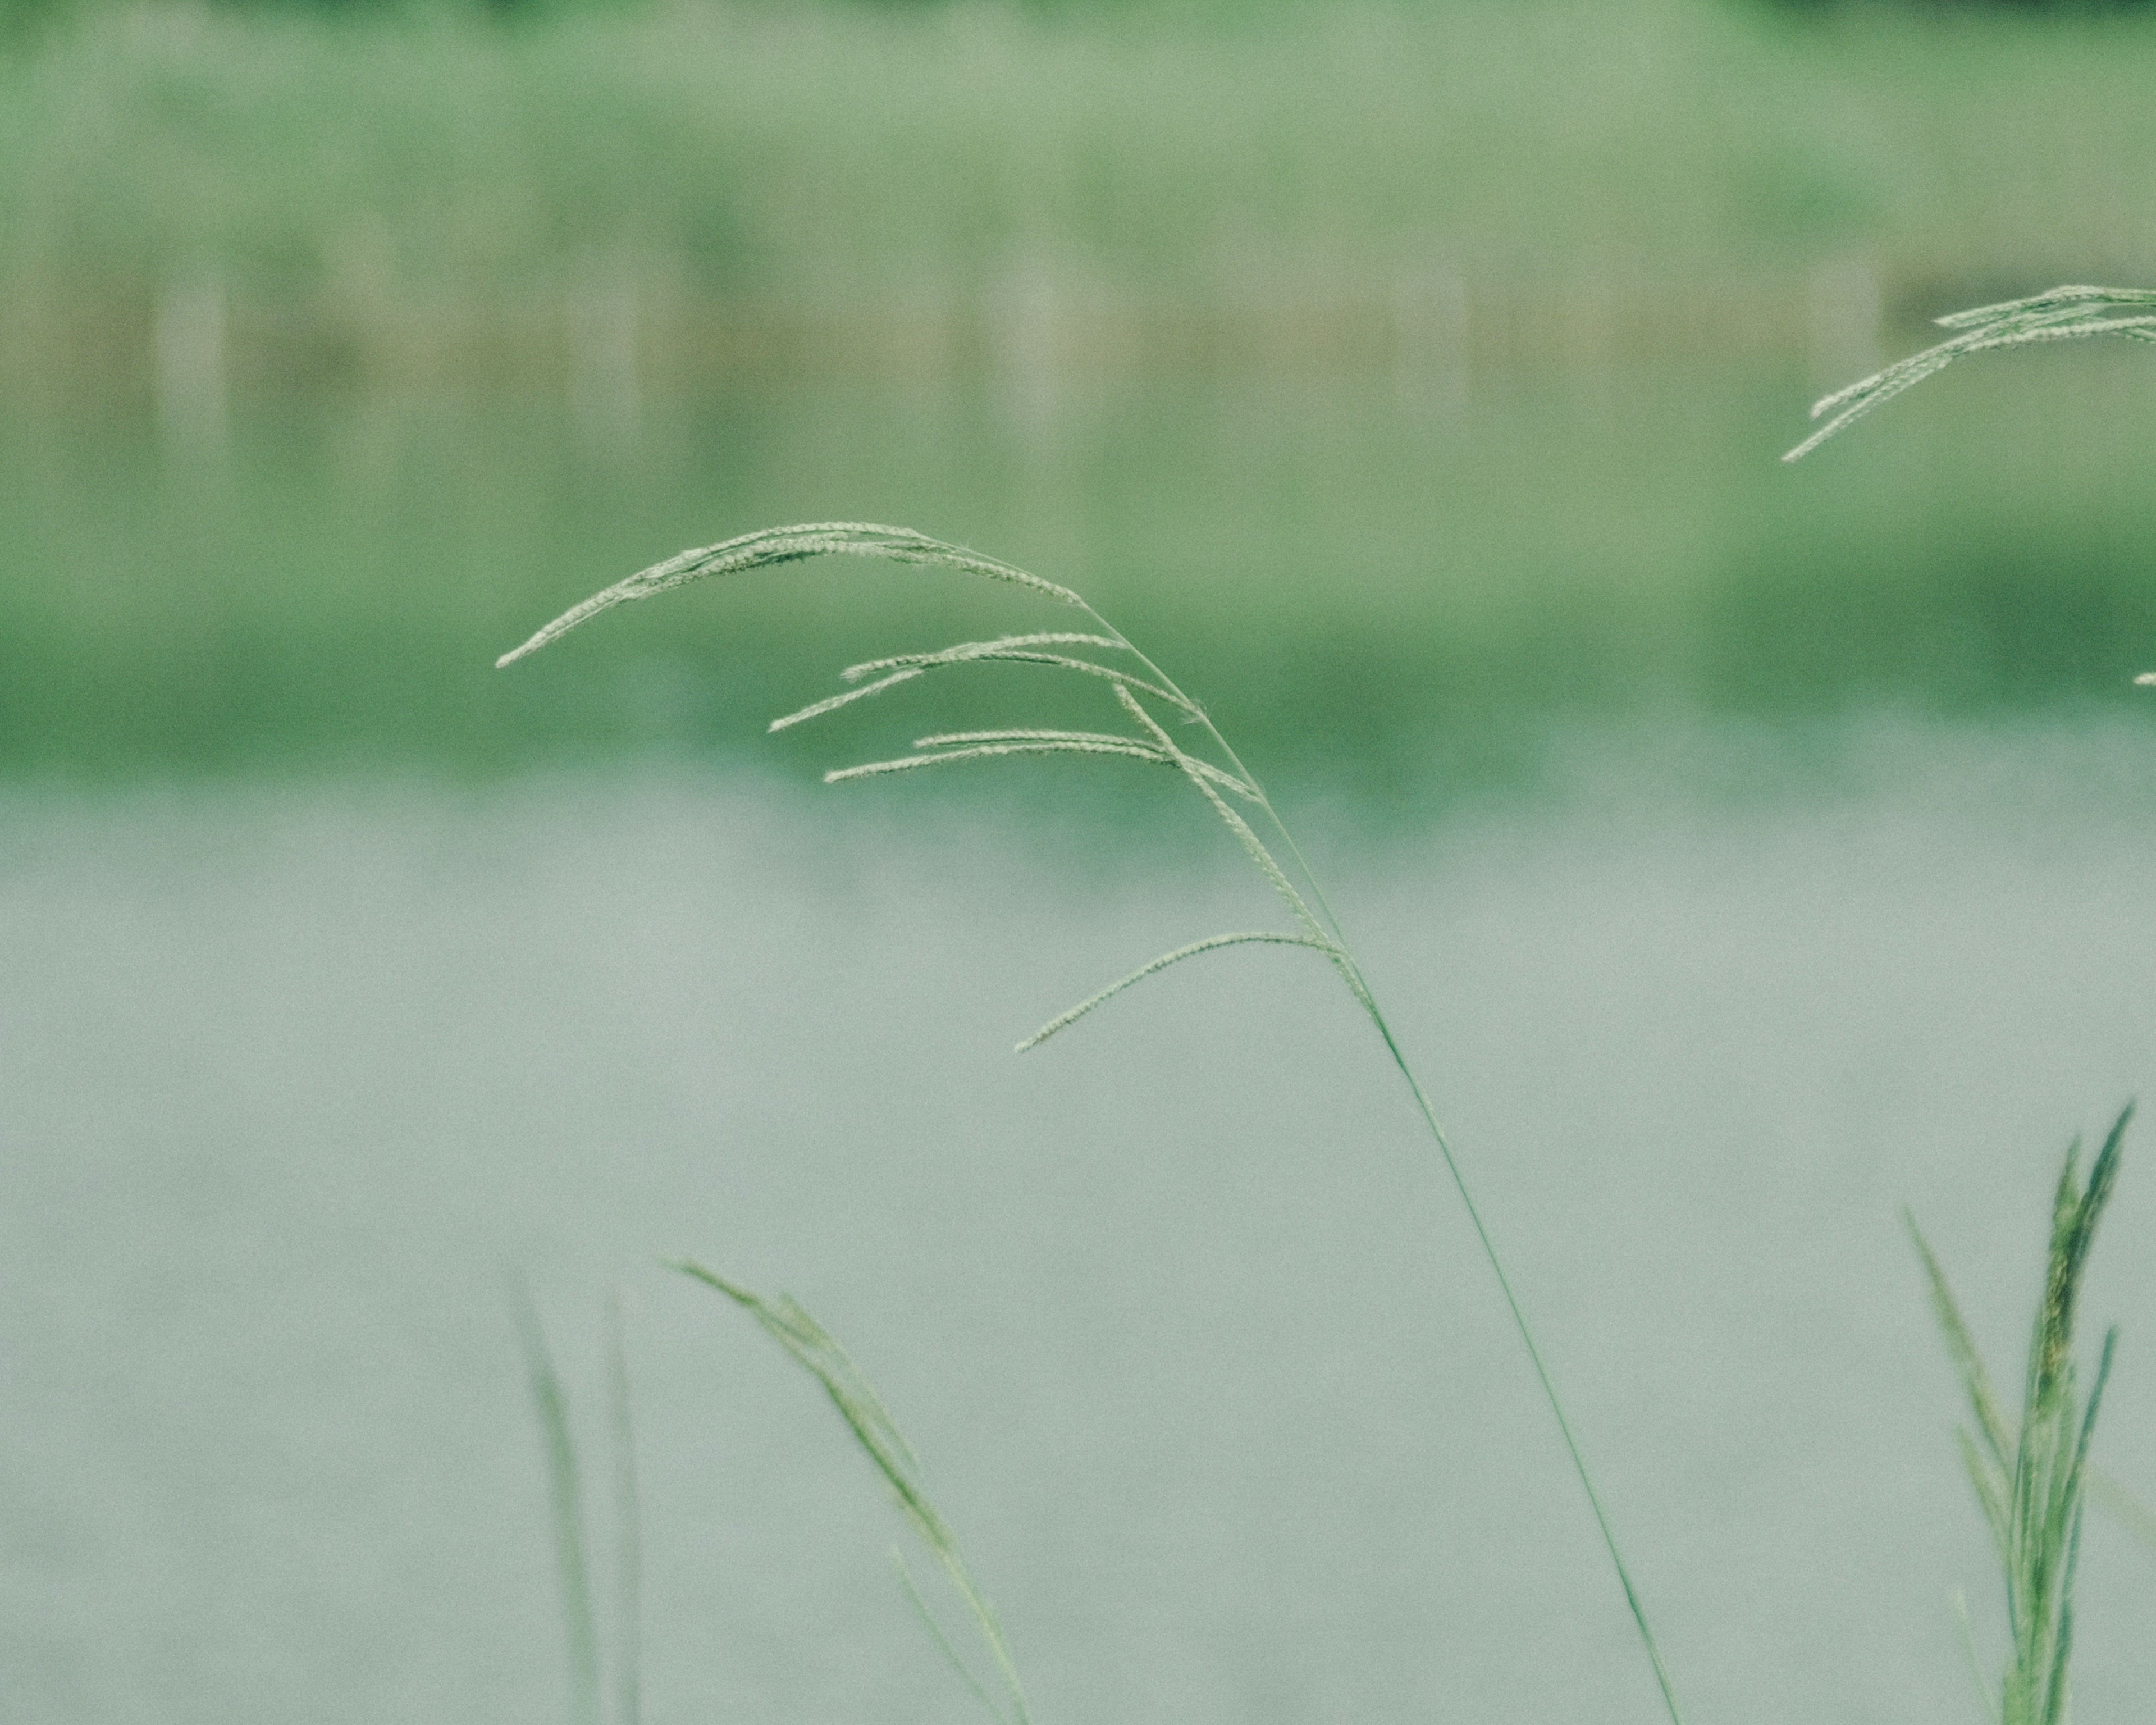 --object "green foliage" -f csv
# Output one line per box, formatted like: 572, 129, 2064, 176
501, 521, 1691, 1724
1908, 1108, 2128, 1725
